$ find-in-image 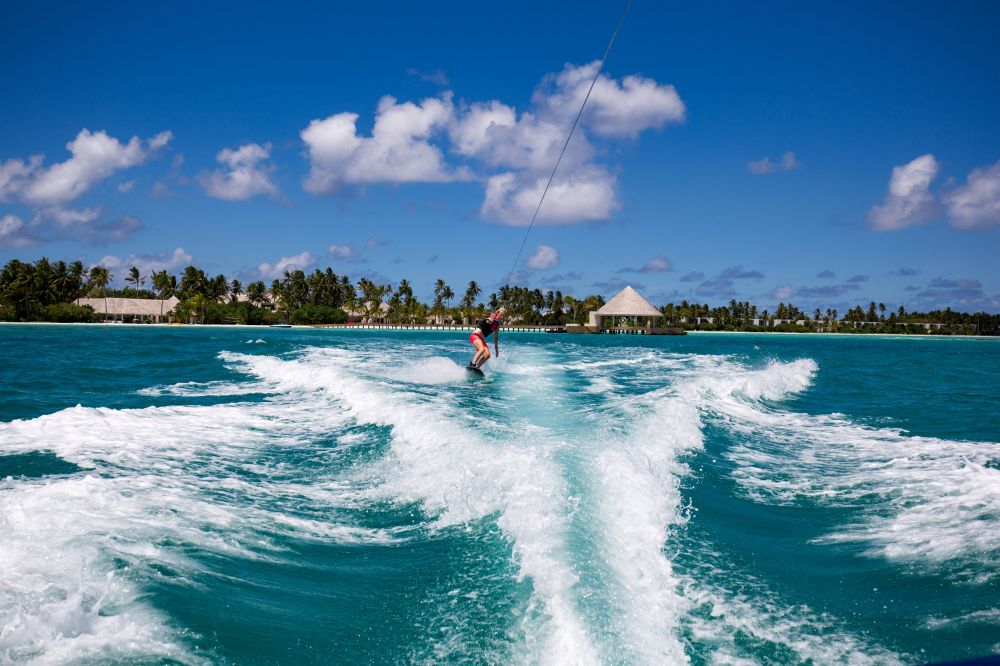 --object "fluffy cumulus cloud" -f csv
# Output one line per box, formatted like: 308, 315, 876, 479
258, 251, 318, 280
98, 247, 193, 282
943, 158, 1000, 229
199, 142, 277, 201
0, 214, 31, 249
302, 62, 684, 226
525, 244, 559, 270
328, 244, 354, 259
0, 128, 170, 245
1, 129, 172, 207
531, 61, 685, 139
481, 165, 618, 225
301, 95, 464, 193
0, 156, 42, 202
868, 154, 940, 231
748, 151, 800, 175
